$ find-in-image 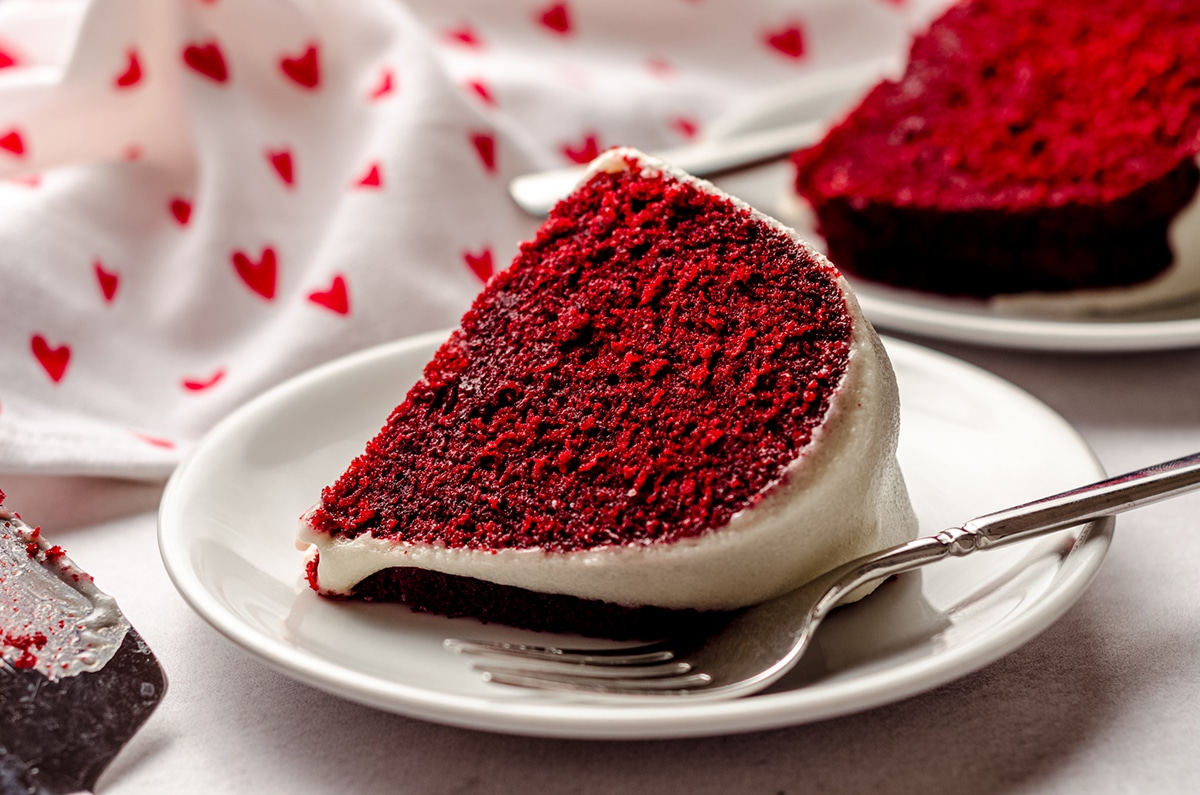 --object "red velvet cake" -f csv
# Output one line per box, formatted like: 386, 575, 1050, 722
298, 149, 916, 639
792, 0, 1200, 300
